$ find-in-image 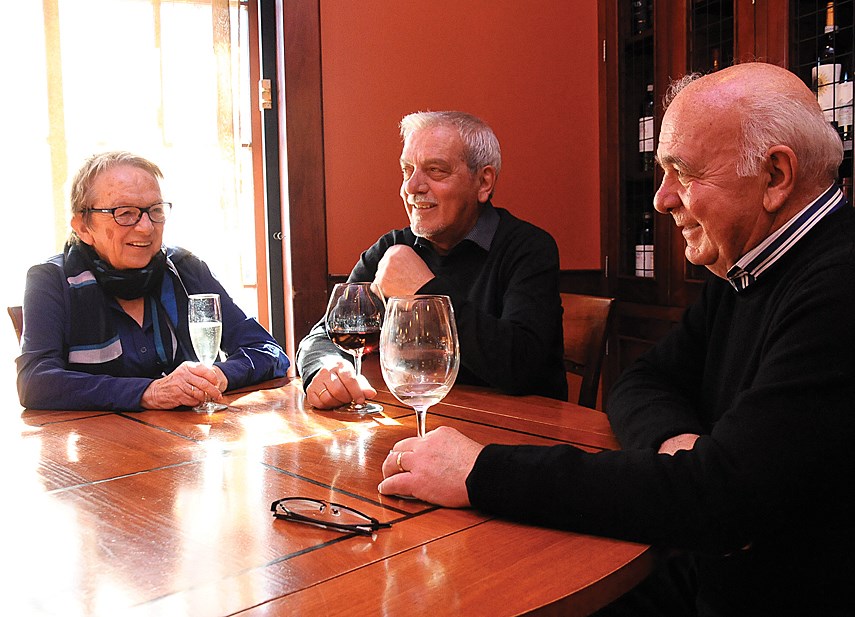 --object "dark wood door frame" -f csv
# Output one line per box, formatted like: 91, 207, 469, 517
273, 0, 328, 344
